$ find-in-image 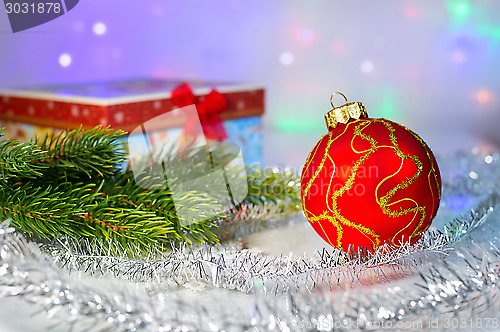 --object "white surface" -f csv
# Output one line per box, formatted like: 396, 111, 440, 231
0, 297, 84, 332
